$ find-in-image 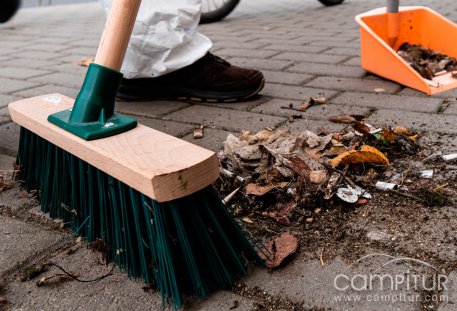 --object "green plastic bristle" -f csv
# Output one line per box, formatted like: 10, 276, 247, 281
16, 127, 266, 309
